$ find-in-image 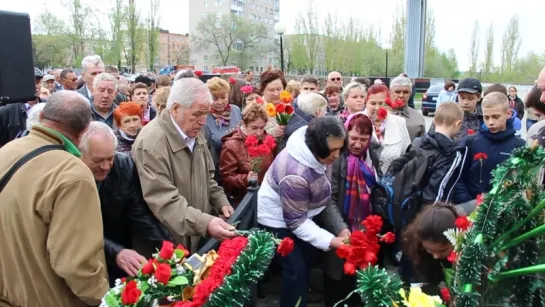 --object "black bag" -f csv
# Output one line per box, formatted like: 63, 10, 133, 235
0, 145, 64, 192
